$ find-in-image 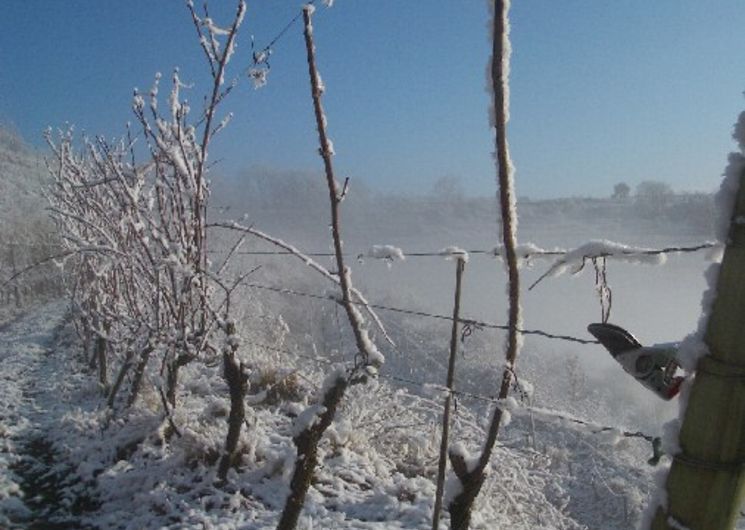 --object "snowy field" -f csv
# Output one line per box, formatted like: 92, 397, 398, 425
2, 187, 740, 529
0, 300, 667, 529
